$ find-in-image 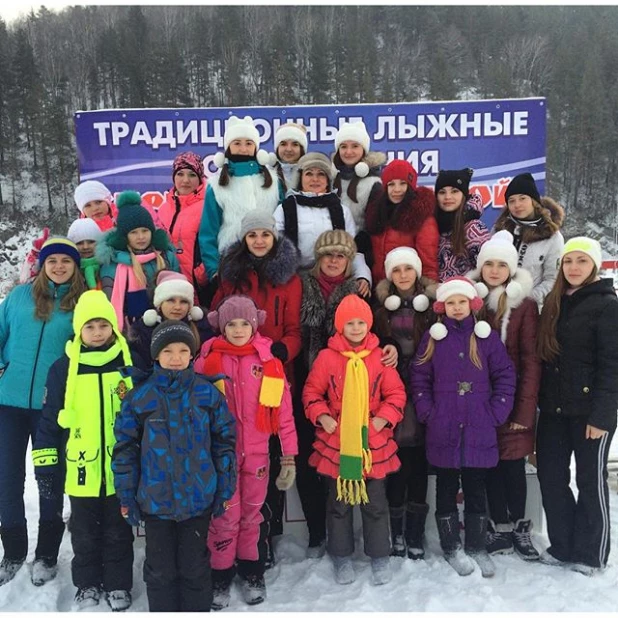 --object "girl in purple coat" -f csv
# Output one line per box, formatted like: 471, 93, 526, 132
411, 277, 516, 577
